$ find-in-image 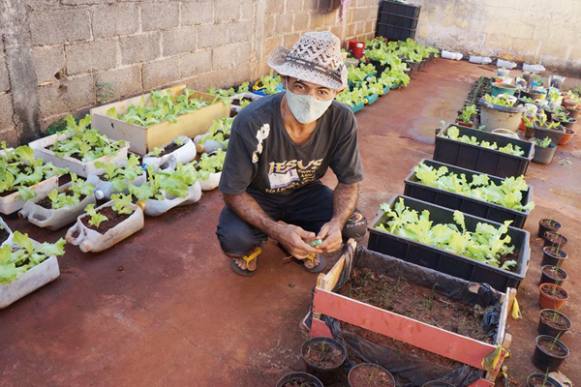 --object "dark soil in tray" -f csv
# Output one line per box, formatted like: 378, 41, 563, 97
537, 336, 568, 357
349, 365, 394, 386
36, 191, 85, 209
339, 267, 490, 342
303, 341, 344, 369
540, 310, 569, 330
0, 228, 9, 244
81, 206, 130, 233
